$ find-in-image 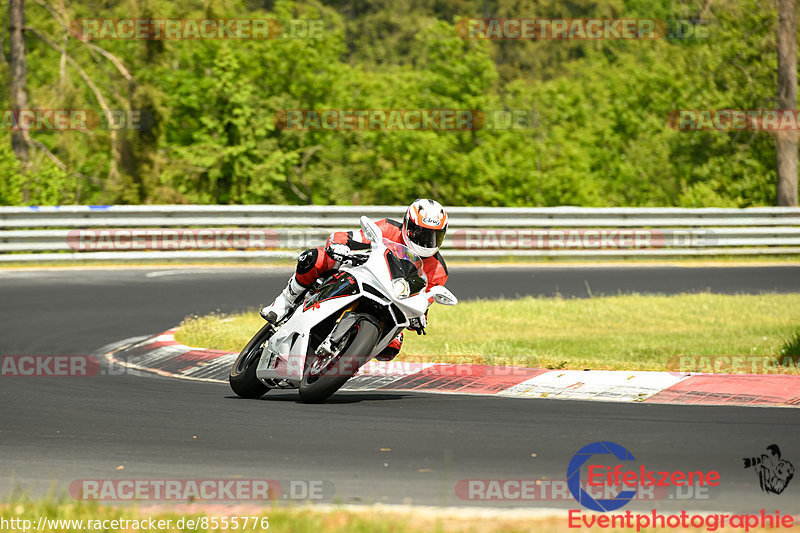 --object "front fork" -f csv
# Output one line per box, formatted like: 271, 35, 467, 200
315, 302, 360, 357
